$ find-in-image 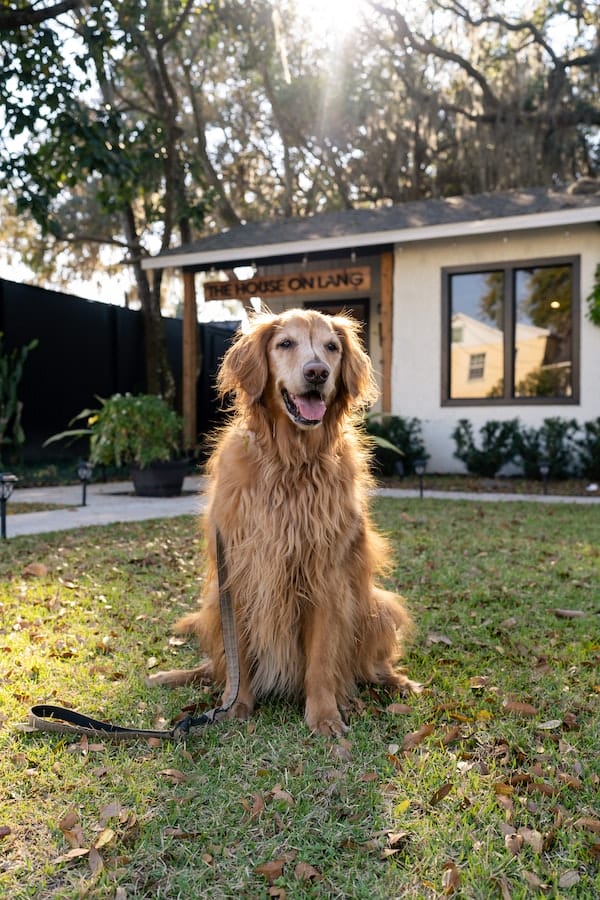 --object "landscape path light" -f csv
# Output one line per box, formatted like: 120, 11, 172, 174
0, 473, 18, 539
76, 460, 93, 507
538, 457, 550, 496
414, 459, 427, 499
